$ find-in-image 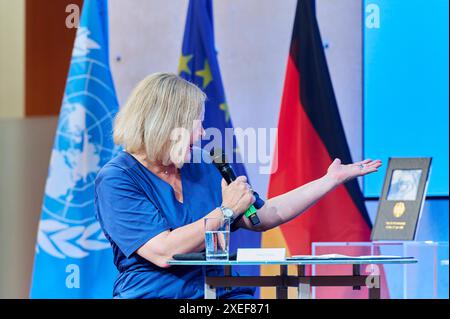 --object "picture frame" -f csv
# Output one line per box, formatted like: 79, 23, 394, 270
371, 158, 432, 241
